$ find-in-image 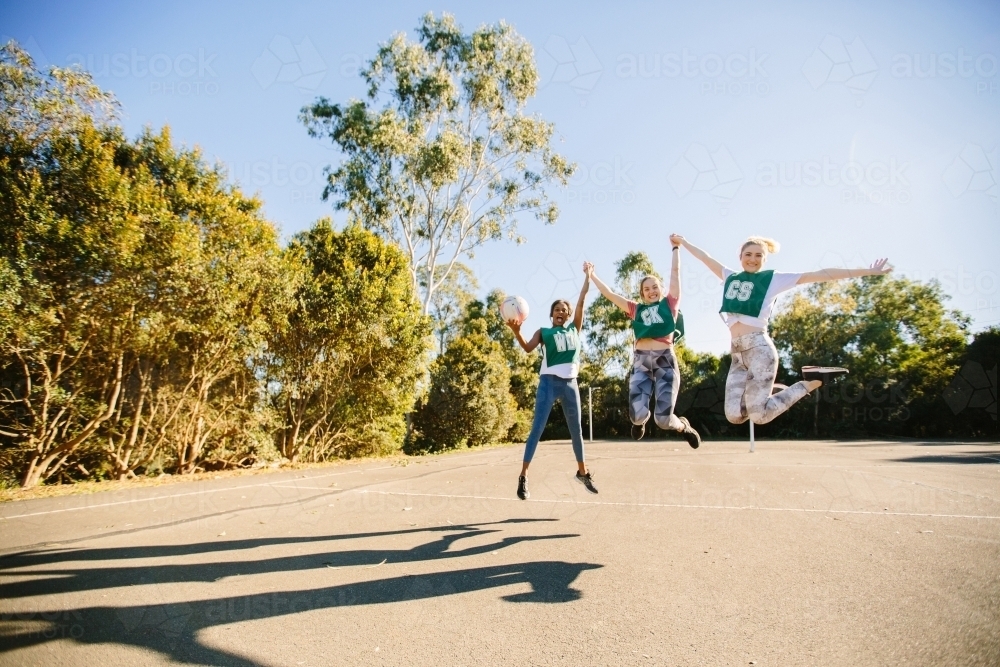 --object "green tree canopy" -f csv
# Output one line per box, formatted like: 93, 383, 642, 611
424, 261, 478, 355
300, 13, 574, 315
463, 288, 539, 441
769, 275, 969, 437
1, 42, 289, 486
410, 317, 515, 452
269, 220, 430, 461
